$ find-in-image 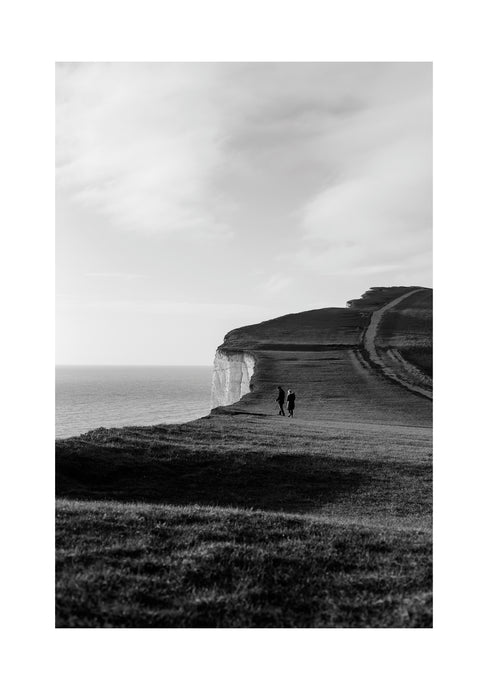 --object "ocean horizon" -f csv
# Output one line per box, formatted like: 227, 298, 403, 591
56, 365, 213, 439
